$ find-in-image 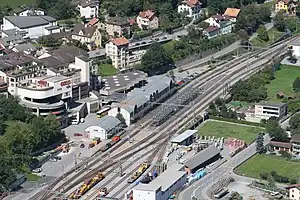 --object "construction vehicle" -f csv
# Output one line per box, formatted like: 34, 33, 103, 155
101, 136, 121, 152
128, 162, 149, 183
68, 172, 105, 199
97, 187, 108, 197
